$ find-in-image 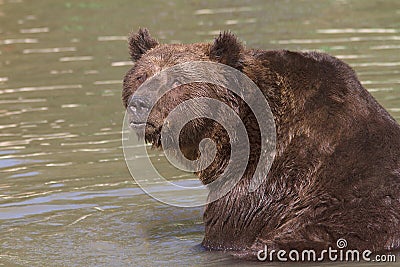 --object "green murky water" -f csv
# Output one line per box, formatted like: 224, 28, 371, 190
0, 0, 399, 266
